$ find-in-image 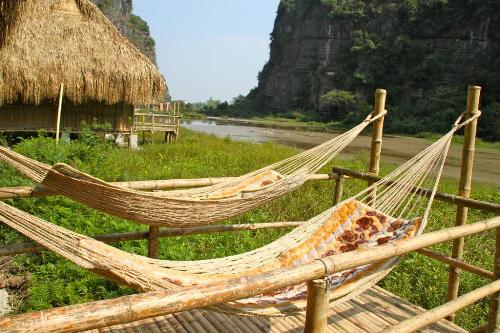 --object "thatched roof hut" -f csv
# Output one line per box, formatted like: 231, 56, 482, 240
0, 0, 167, 133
